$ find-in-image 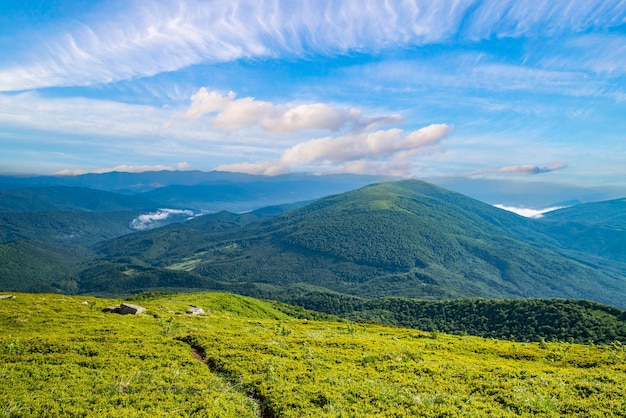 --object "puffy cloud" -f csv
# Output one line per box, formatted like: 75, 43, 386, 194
281, 125, 449, 164
130, 208, 196, 230
185, 88, 402, 133
216, 124, 451, 176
